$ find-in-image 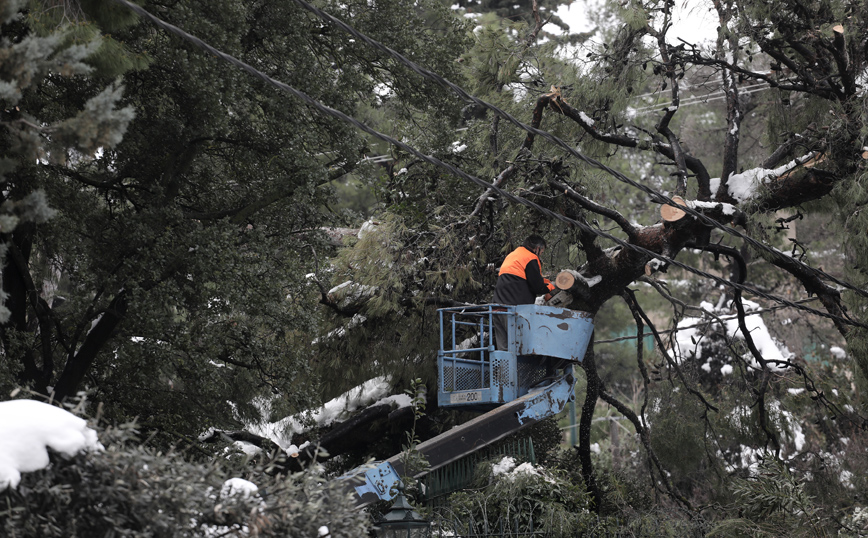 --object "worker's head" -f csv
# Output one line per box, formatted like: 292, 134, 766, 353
523, 235, 547, 257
